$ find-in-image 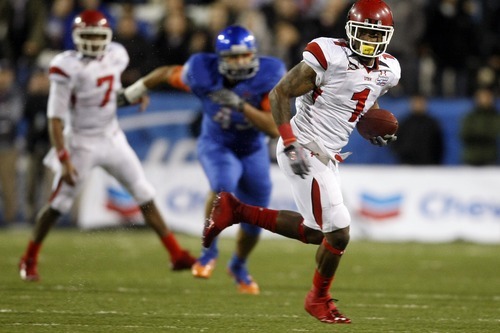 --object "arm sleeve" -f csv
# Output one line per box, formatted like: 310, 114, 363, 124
169, 65, 190, 92
260, 93, 271, 112
47, 81, 71, 120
